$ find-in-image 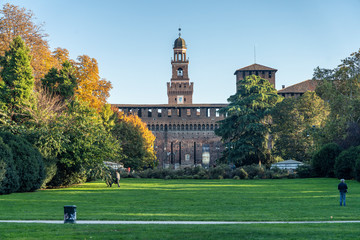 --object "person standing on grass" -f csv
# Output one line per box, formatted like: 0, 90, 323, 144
338, 179, 348, 206
116, 170, 120, 187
